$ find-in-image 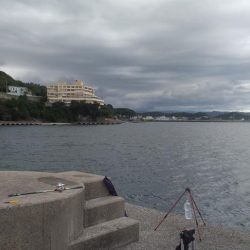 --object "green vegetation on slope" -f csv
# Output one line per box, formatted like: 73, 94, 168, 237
0, 71, 46, 97
0, 97, 121, 122
215, 112, 250, 120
